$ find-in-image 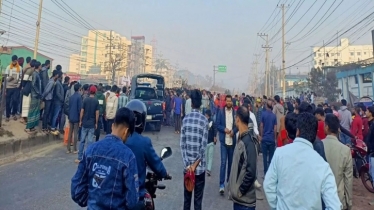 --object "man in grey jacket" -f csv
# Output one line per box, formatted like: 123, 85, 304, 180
50, 71, 64, 135
39, 60, 50, 93
229, 106, 257, 210
338, 99, 352, 145
41, 70, 59, 133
